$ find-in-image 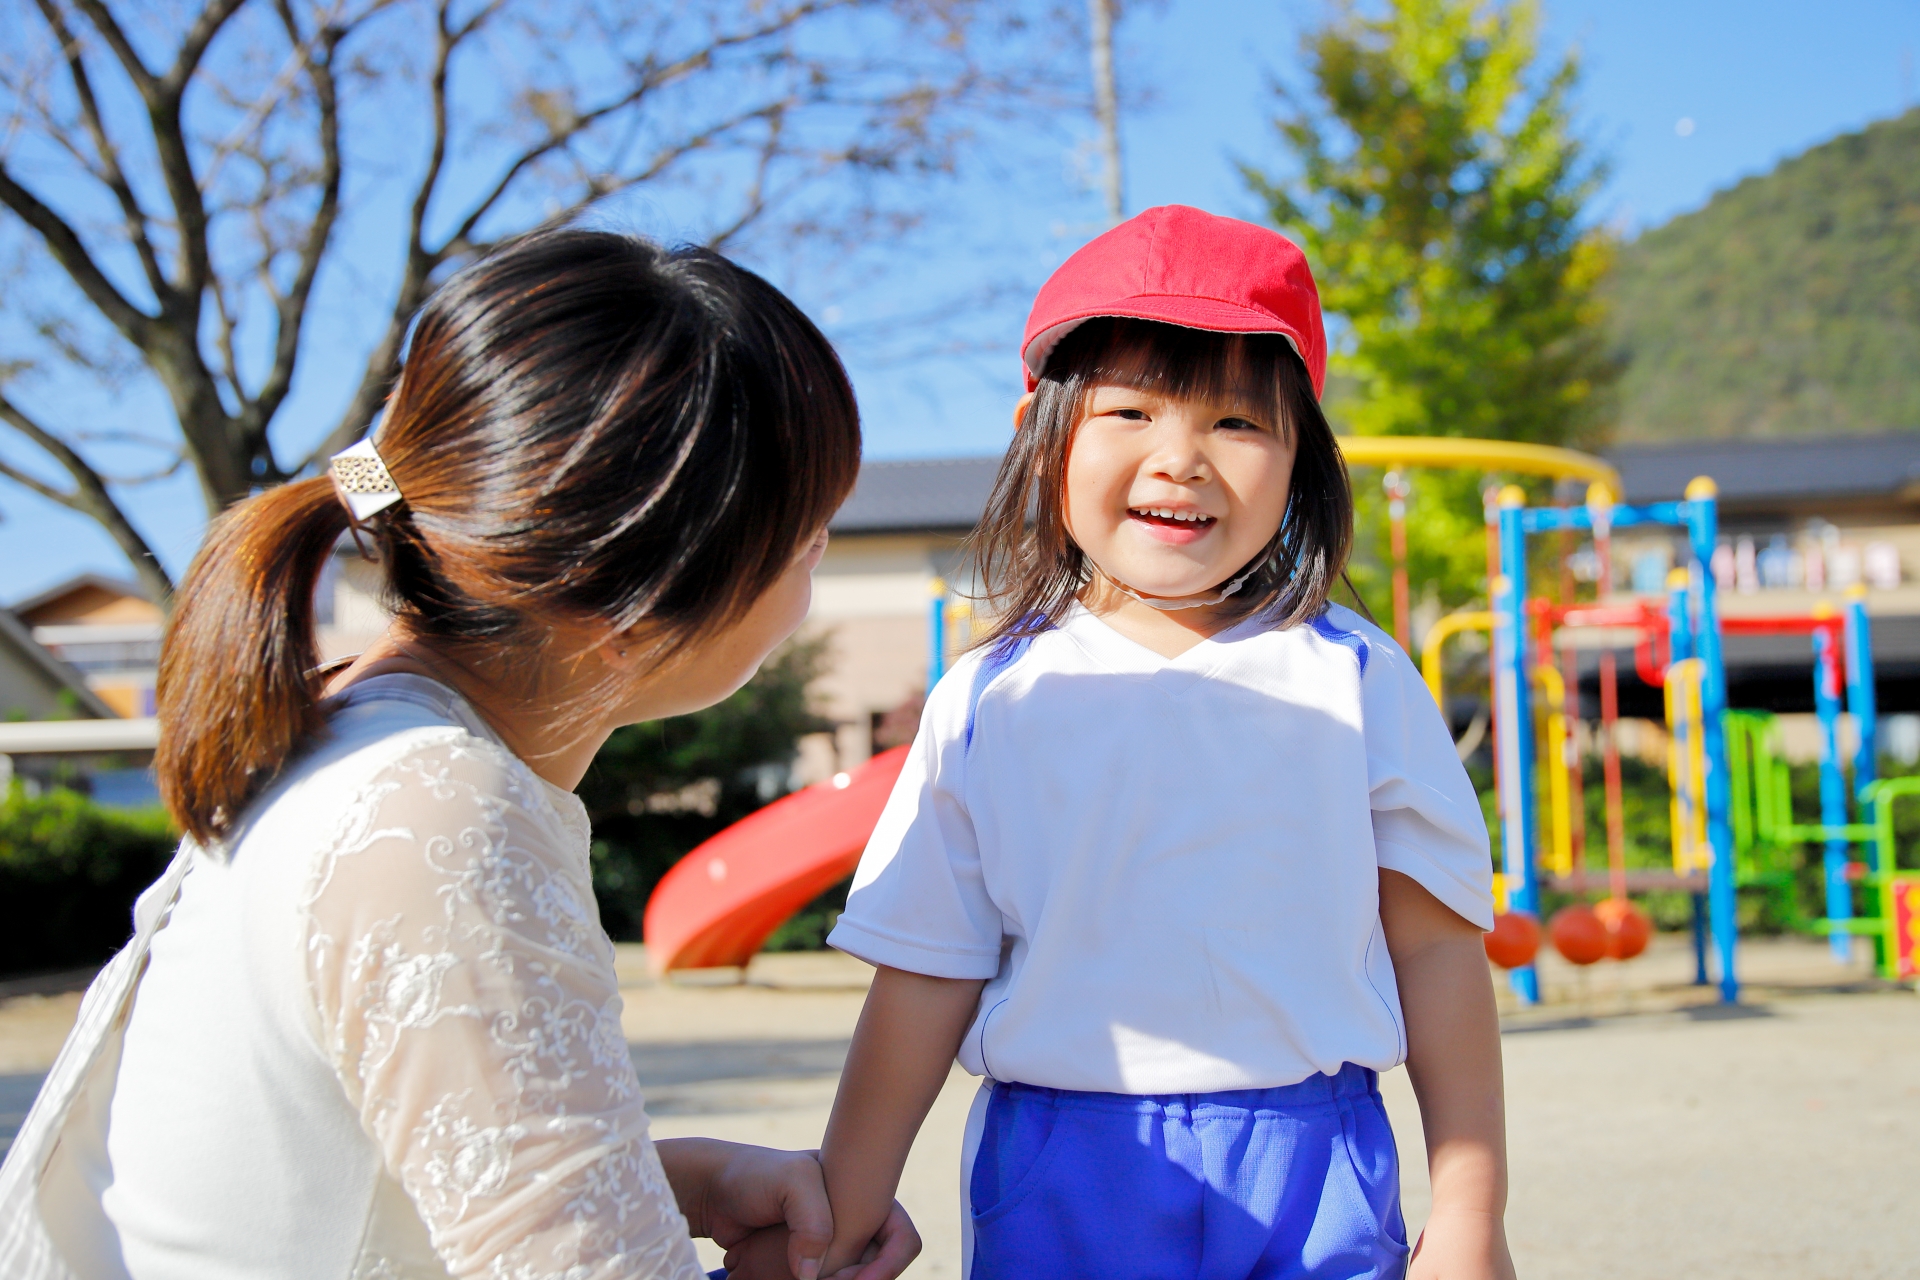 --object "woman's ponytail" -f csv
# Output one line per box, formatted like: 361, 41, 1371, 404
156, 229, 859, 848
156, 476, 349, 846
